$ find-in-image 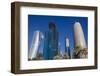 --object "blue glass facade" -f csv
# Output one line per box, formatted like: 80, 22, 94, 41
43, 22, 58, 60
